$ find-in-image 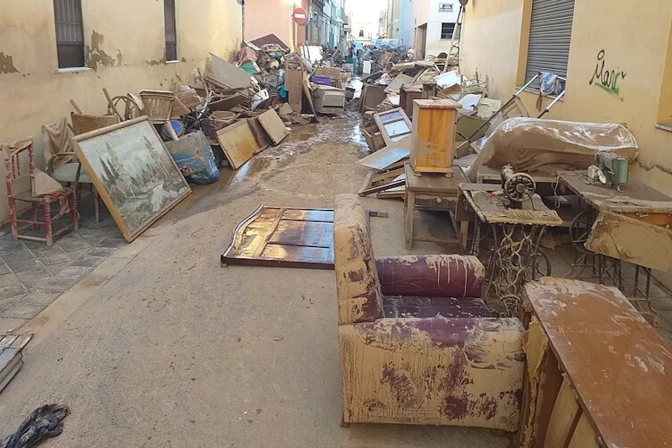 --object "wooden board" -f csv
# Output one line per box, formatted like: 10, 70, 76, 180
360, 84, 388, 112
222, 206, 336, 270
357, 168, 405, 197
257, 109, 289, 145
559, 170, 672, 214
373, 108, 412, 146
205, 52, 252, 90
356, 136, 411, 170
526, 278, 672, 448
247, 117, 273, 150
586, 211, 672, 271
383, 74, 414, 94
216, 120, 260, 170
0, 334, 32, 393
285, 69, 304, 114
543, 377, 581, 448
566, 414, 599, 448
302, 73, 318, 117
